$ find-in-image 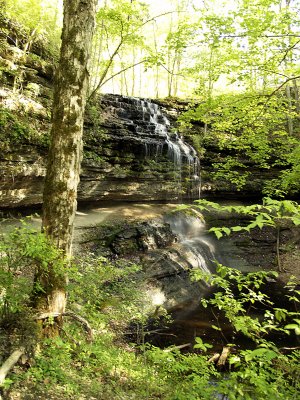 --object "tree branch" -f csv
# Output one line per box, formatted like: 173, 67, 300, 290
256, 68, 289, 79
88, 10, 186, 99
99, 59, 147, 88
278, 39, 300, 65
267, 75, 300, 99
89, 39, 124, 99
160, 63, 185, 77
163, 343, 191, 352
35, 311, 93, 341
135, 11, 186, 32
221, 33, 300, 39
208, 353, 221, 363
